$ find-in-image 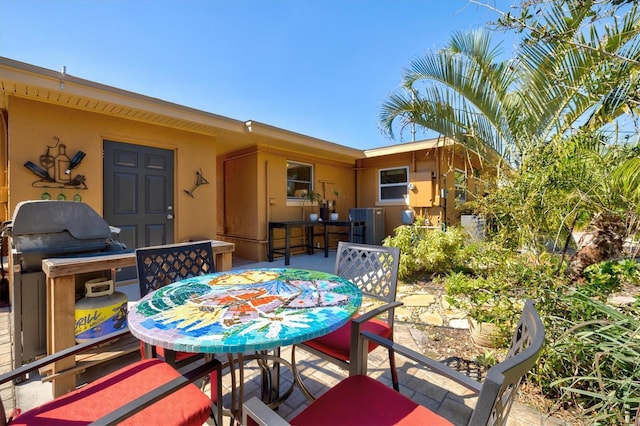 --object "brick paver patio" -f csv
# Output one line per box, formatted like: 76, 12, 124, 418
2, 251, 573, 425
